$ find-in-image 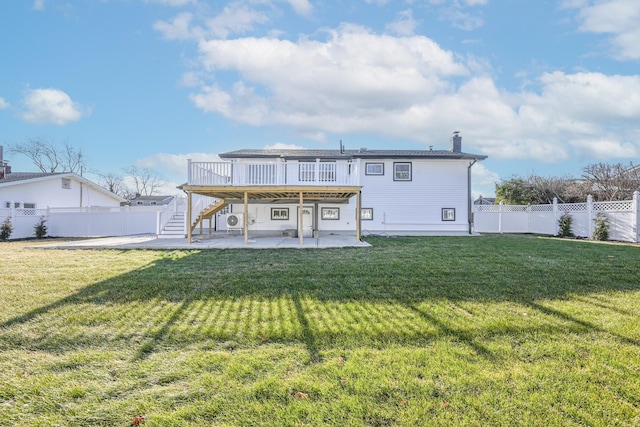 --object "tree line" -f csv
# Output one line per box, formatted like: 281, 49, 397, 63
495, 162, 640, 205
8, 138, 162, 200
